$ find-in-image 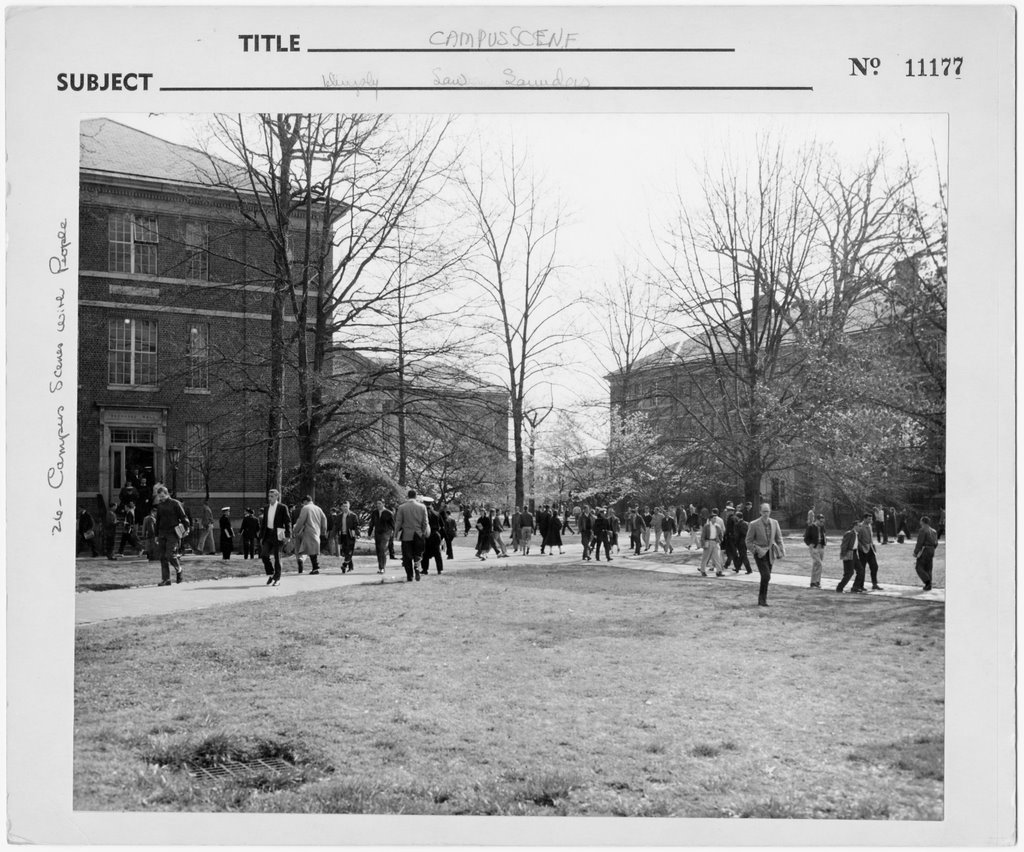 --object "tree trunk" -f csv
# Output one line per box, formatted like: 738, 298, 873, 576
511, 397, 525, 508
